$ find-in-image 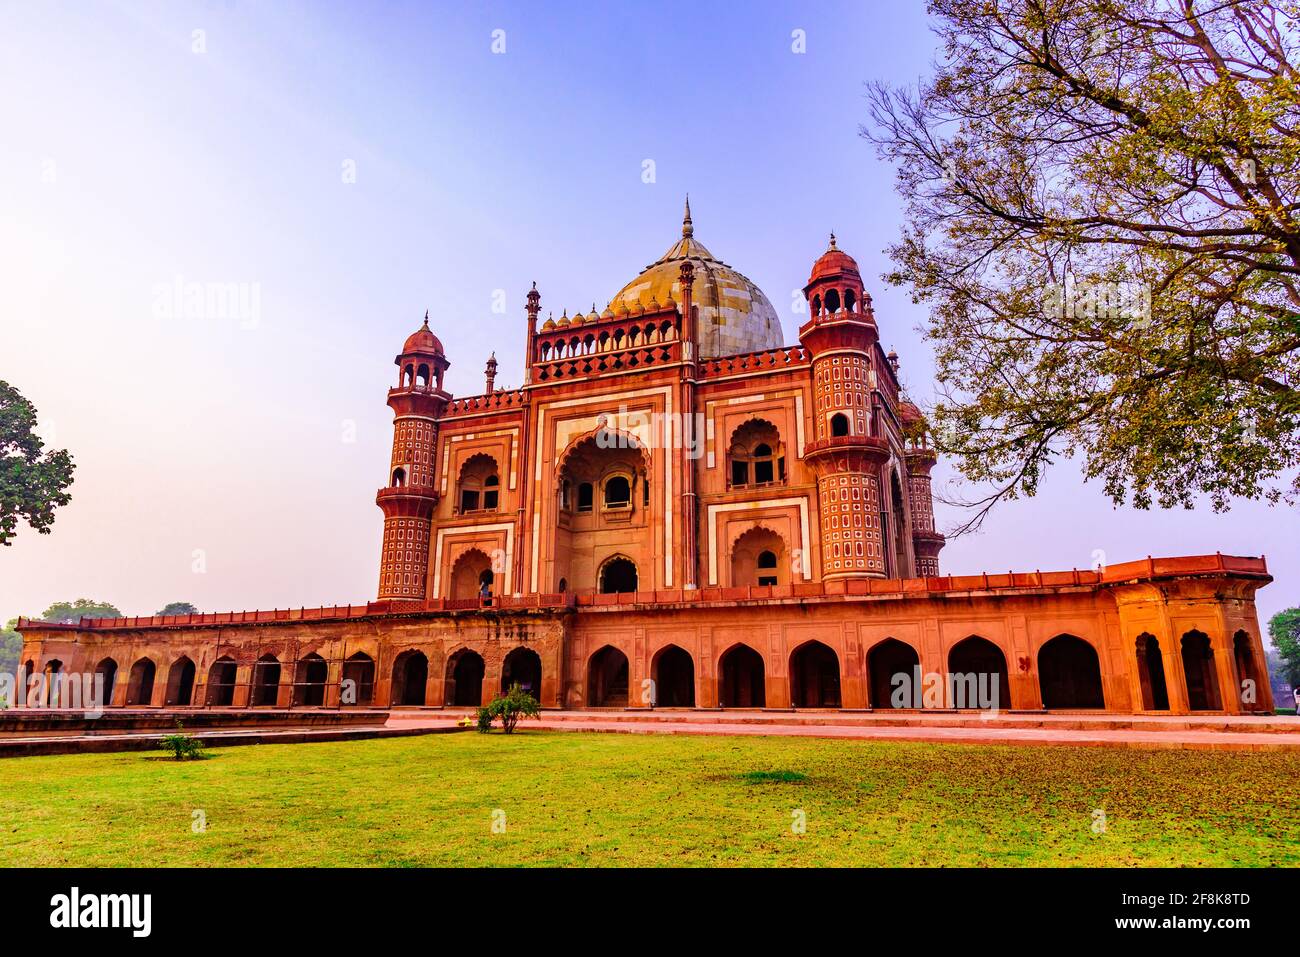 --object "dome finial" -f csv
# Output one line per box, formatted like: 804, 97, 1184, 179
682, 194, 693, 238
828, 231, 837, 250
